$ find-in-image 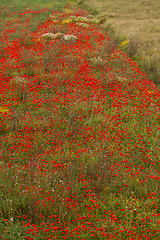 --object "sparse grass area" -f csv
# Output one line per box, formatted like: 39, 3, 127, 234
76, 0, 160, 85
0, 0, 160, 239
